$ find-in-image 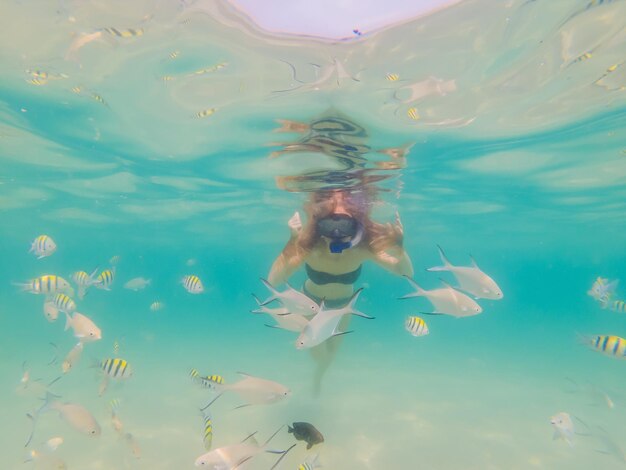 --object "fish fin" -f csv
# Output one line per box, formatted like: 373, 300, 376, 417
346, 287, 364, 311
251, 293, 262, 305
63, 311, 72, 331
307, 442, 313, 450
331, 330, 353, 338
420, 311, 443, 316
37, 254, 46, 260
262, 424, 285, 447
200, 393, 222, 412
234, 403, 251, 410
287, 425, 293, 433
48, 343, 58, 365
47, 375, 62, 388
258, 279, 278, 305
469, 255, 479, 268
436, 244, 453, 266
426, 266, 448, 272
264, 323, 289, 330
401, 275, 425, 298
236, 371, 252, 377
269, 443, 297, 470
24, 413, 36, 447
439, 278, 455, 289
240, 431, 258, 443
233, 456, 253, 470
350, 309, 374, 319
